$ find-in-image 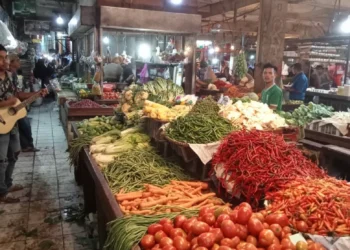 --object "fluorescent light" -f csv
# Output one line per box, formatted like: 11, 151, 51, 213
138, 43, 151, 59
56, 15, 64, 25
209, 48, 215, 54
103, 37, 109, 44
170, 0, 182, 4
48, 34, 51, 38
250, 55, 255, 59
212, 58, 219, 64
340, 15, 350, 33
